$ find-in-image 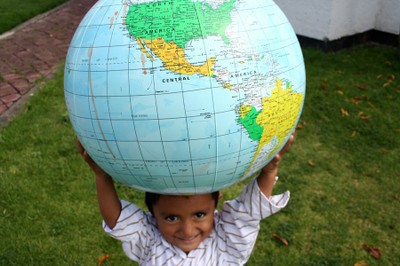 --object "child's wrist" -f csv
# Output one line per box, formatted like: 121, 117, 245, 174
261, 167, 278, 179
96, 172, 111, 180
